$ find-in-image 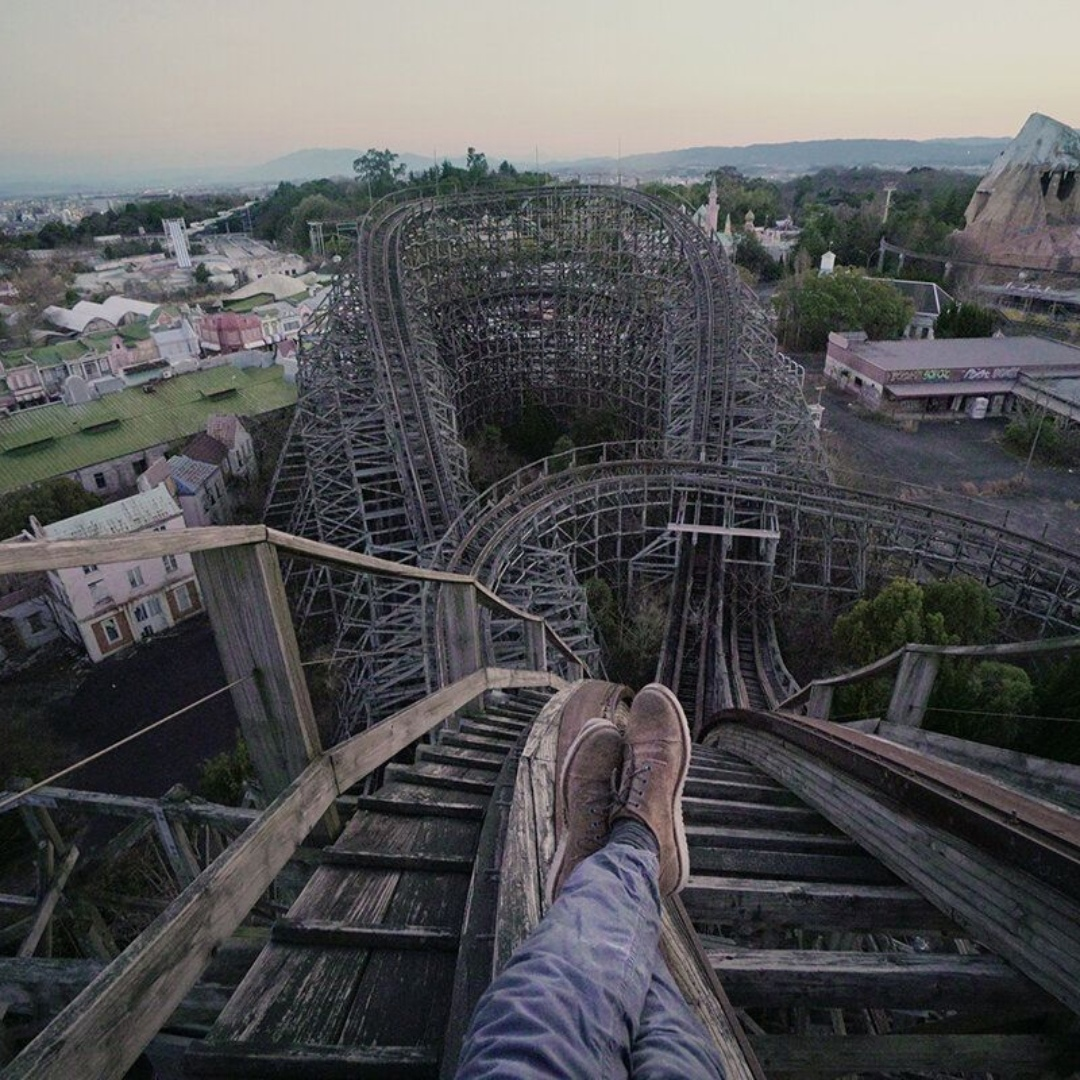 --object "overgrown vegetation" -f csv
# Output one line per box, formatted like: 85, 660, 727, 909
934, 300, 996, 338
465, 401, 631, 490
1001, 407, 1080, 469
823, 576, 1079, 760
585, 577, 666, 690
773, 268, 914, 351
0, 477, 104, 540
197, 732, 254, 806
